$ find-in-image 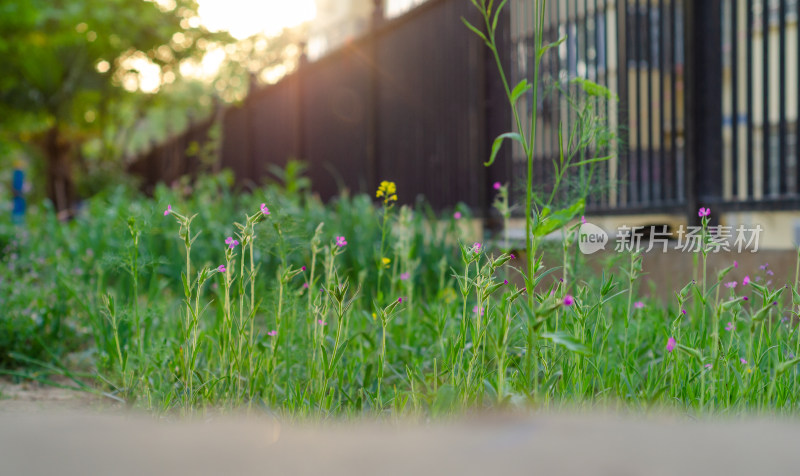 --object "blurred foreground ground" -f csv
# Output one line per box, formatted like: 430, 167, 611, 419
1, 378, 798, 475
